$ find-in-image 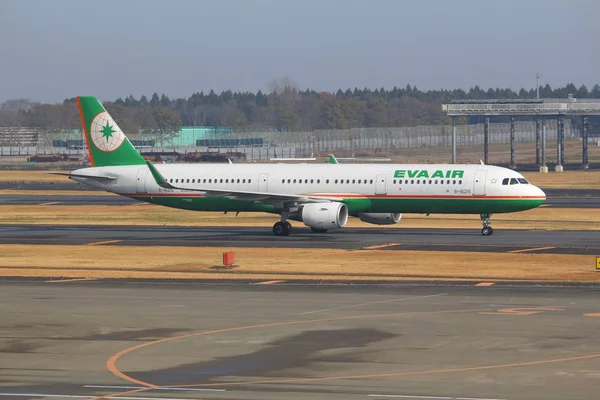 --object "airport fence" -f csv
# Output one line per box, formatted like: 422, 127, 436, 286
0, 119, 588, 160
